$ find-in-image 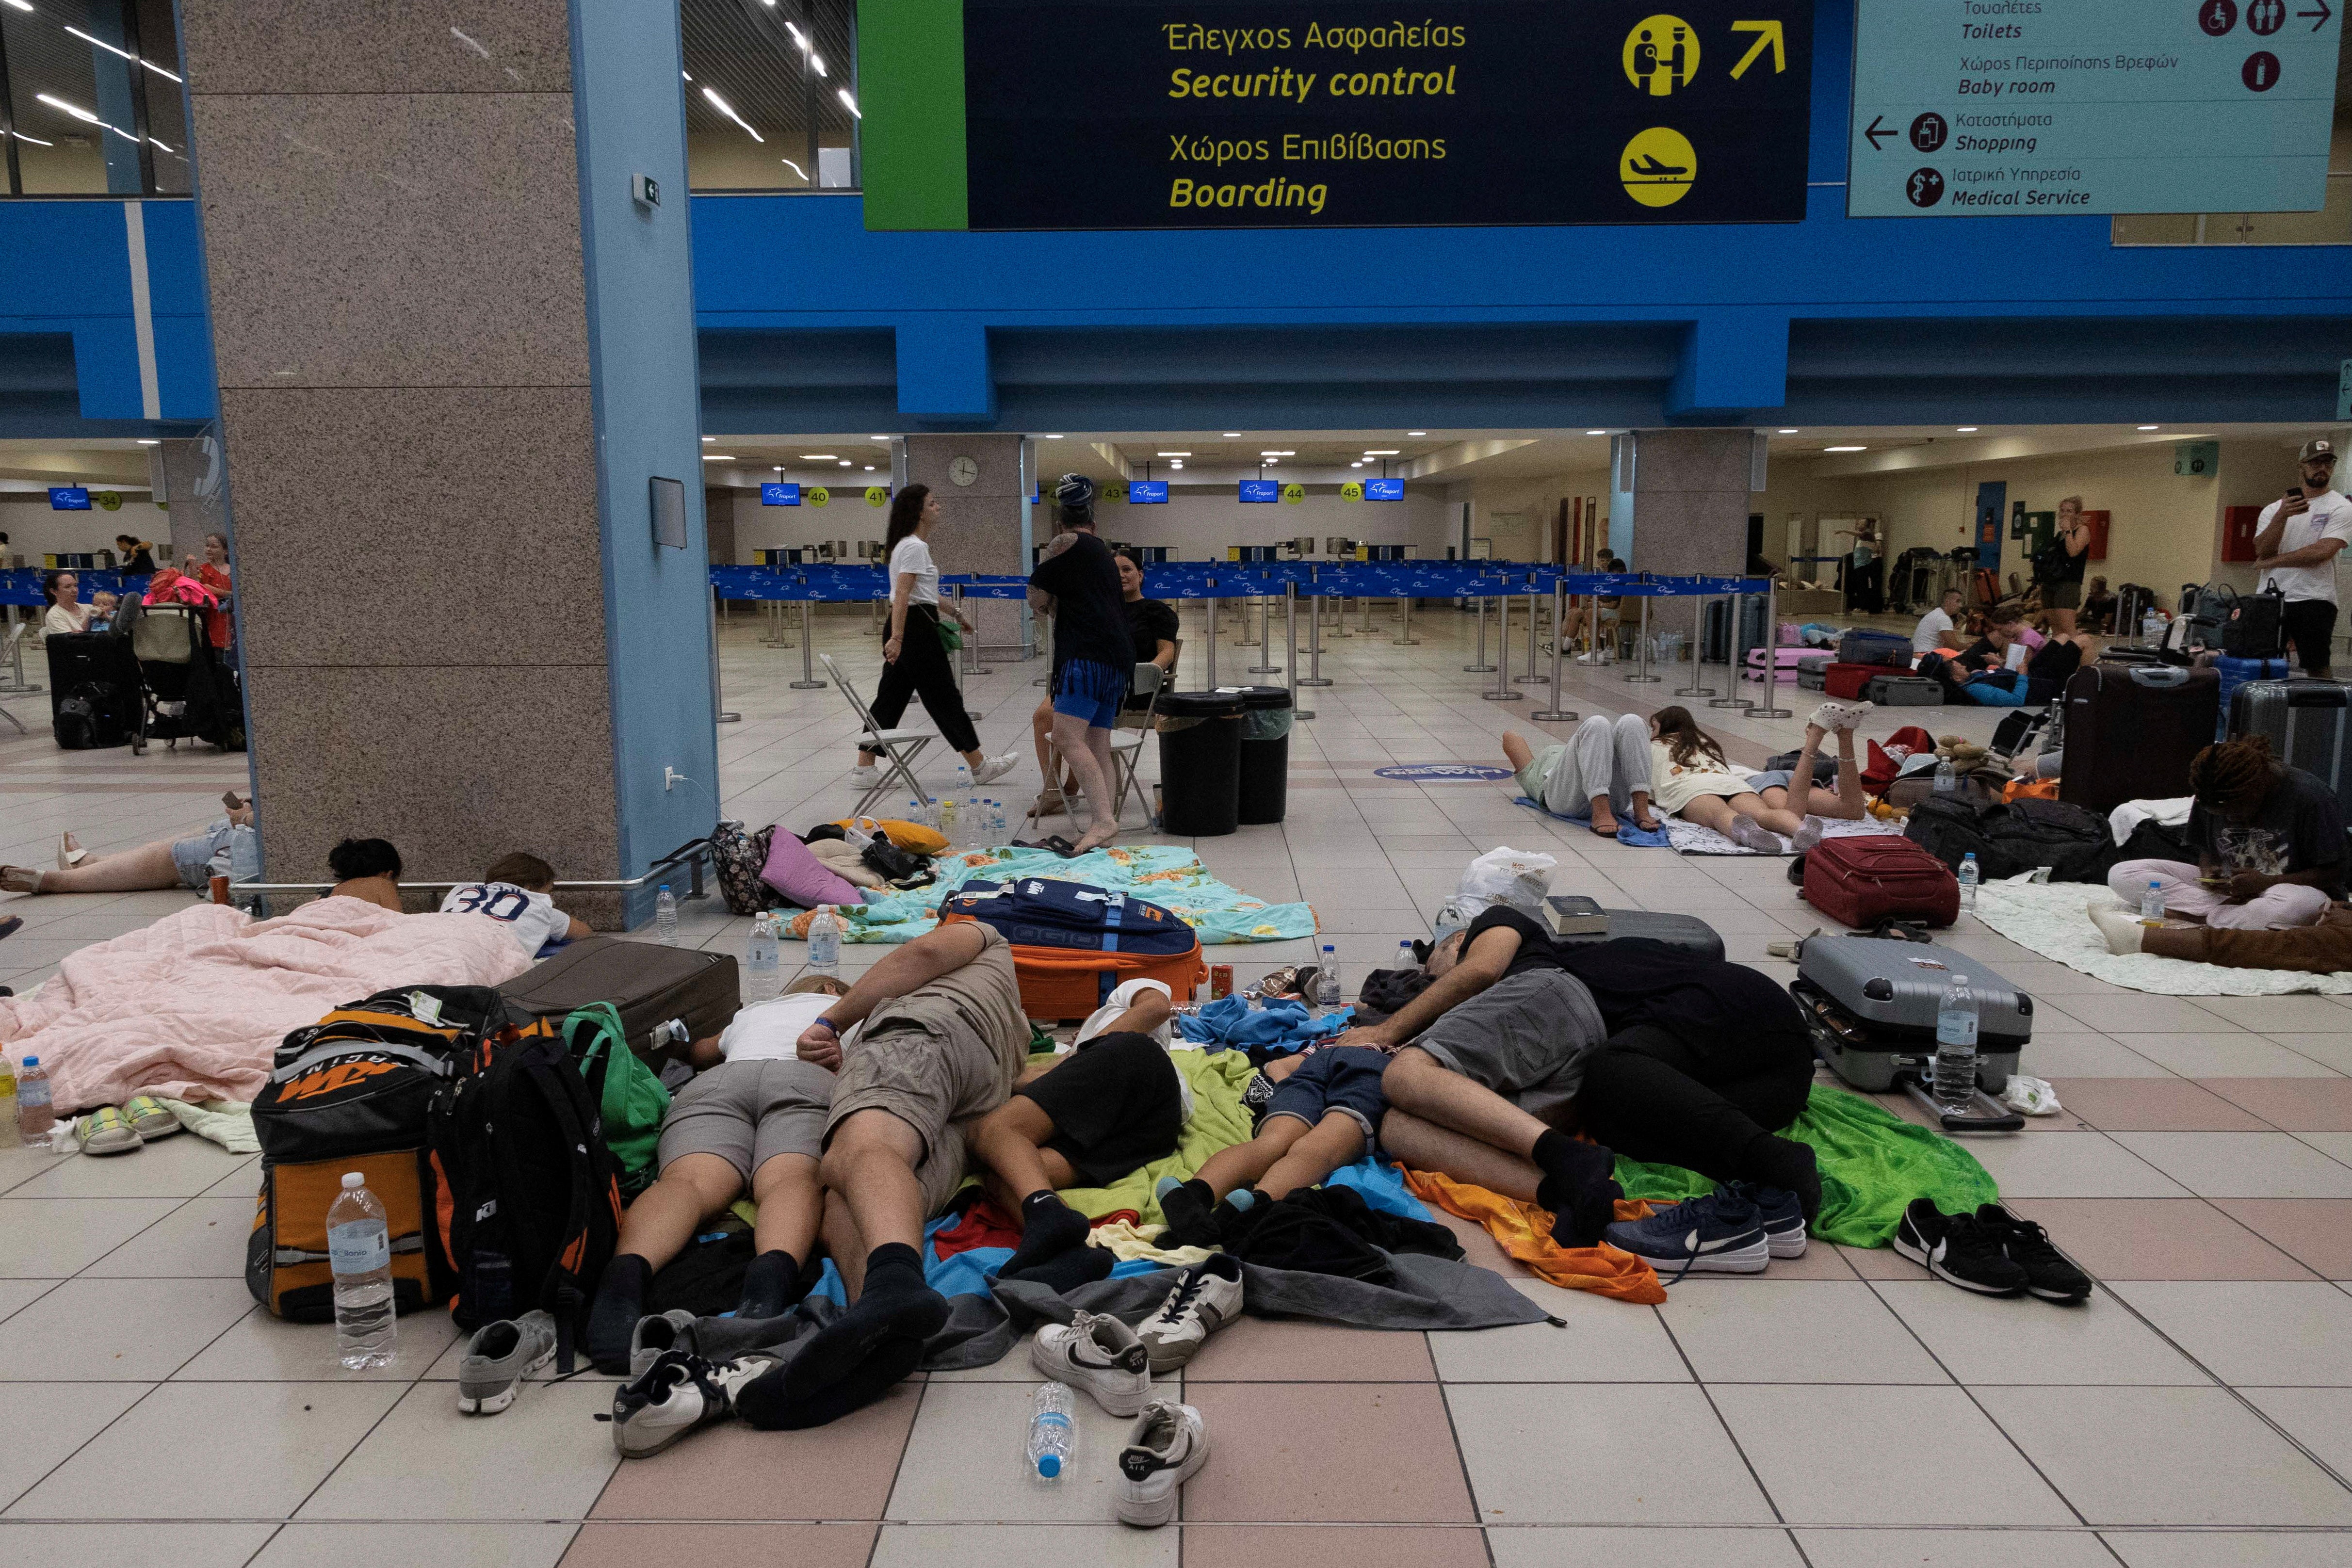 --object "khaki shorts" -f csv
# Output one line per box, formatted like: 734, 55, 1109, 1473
827, 927, 1029, 1216
658, 1057, 836, 1183
2045, 580, 2081, 610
